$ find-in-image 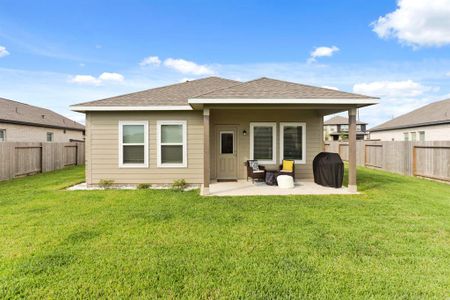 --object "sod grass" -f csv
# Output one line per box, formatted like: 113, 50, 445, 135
0, 166, 449, 298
